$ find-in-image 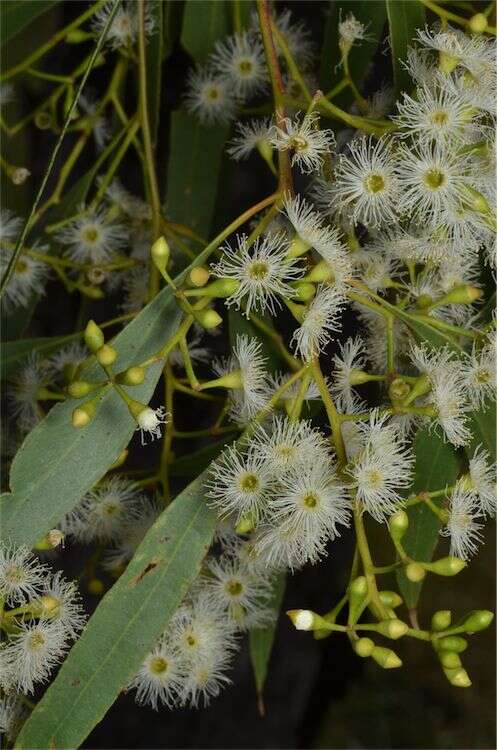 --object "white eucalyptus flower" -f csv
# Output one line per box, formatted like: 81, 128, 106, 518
56, 206, 127, 264
270, 112, 334, 174
441, 480, 484, 560
212, 32, 267, 99
0, 544, 48, 606
184, 67, 238, 124
128, 636, 186, 710
292, 284, 345, 360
